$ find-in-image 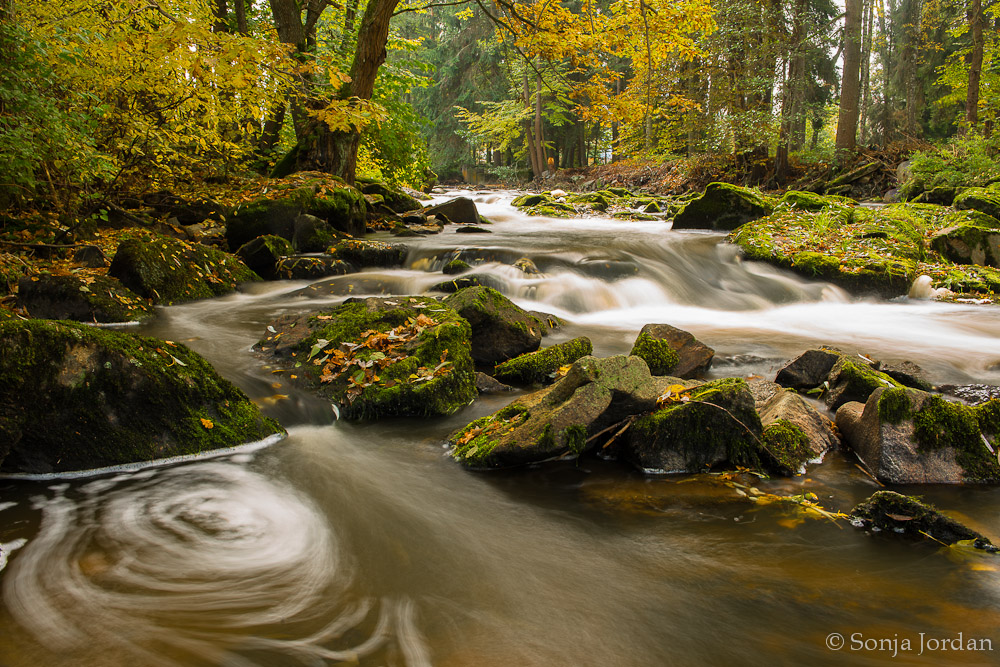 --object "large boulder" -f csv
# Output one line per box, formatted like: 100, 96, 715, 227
0, 320, 283, 474
671, 183, 776, 231
425, 197, 480, 224
620, 378, 764, 473
226, 177, 367, 250
930, 210, 1000, 268
850, 491, 998, 551
443, 286, 543, 365
835, 386, 1000, 483
17, 273, 154, 323
449, 355, 662, 469
629, 323, 713, 378
109, 232, 258, 305
255, 296, 476, 420
954, 187, 1000, 220
492, 337, 593, 385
